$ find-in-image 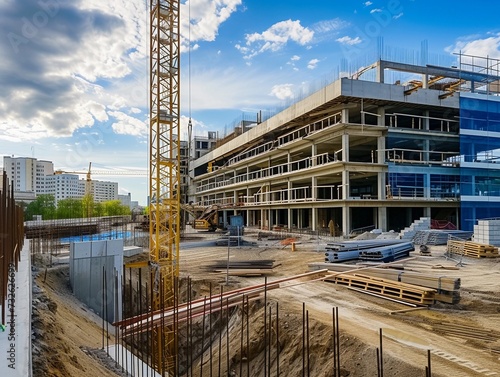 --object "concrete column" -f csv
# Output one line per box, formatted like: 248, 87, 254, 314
260, 209, 265, 229
341, 108, 350, 124
342, 170, 349, 199
422, 73, 428, 89
377, 135, 385, 165
376, 61, 385, 83
269, 209, 273, 230
342, 133, 350, 162
377, 106, 385, 126
312, 207, 317, 231
312, 176, 317, 201
423, 207, 431, 218
288, 207, 292, 230
342, 205, 351, 237
378, 172, 386, 200
377, 207, 387, 232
